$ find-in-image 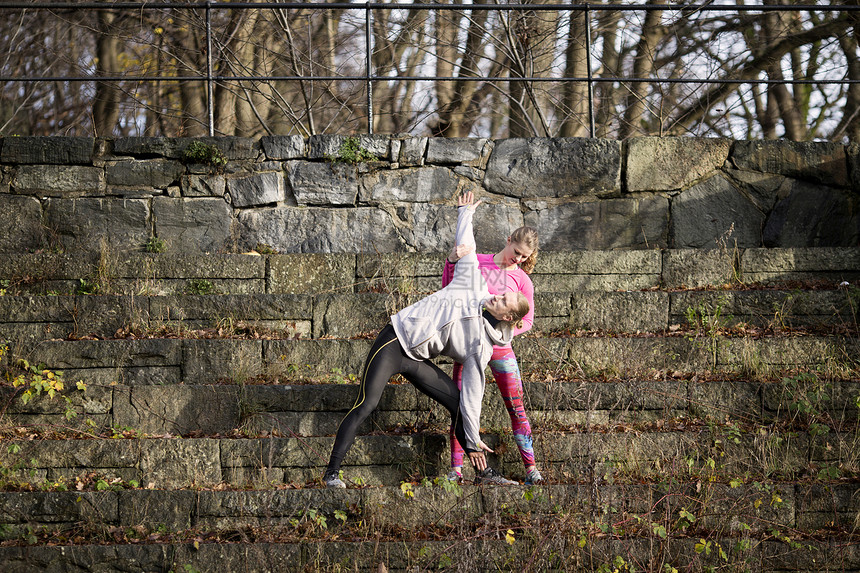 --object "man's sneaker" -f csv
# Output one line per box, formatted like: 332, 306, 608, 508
474, 467, 517, 486
524, 468, 544, 485
323, 469, 346, 489
446, 469, 463, 483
